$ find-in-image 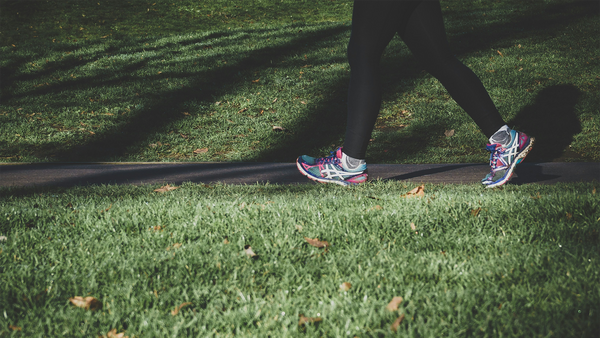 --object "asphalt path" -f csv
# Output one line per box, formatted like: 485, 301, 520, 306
1, 162, 598, 188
